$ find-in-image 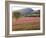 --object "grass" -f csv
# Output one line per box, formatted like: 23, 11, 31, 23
12, 16, 40, 31
12, 22, 40, 31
